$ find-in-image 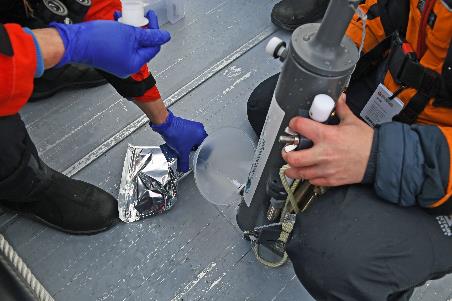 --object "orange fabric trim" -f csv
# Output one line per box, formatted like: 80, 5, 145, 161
131, 65, 149, 81
134, 86, 161, 102
430, 127, 452, 208
346, 0, 386, 53
83, 0, 121, 21
430, 192, 452, 208
83, 1, 162, 102
131, 65, 161, 102
0, 24, 36, 116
